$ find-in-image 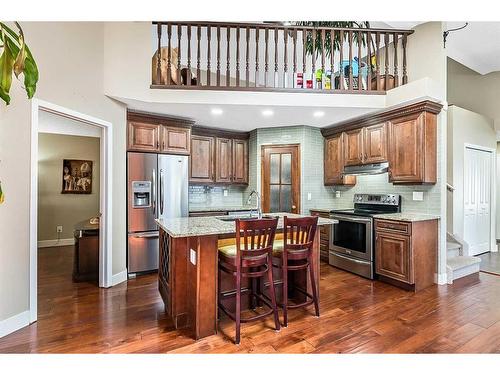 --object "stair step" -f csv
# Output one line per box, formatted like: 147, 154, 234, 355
447, 256, 480, 270
447, 241, 461, 251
